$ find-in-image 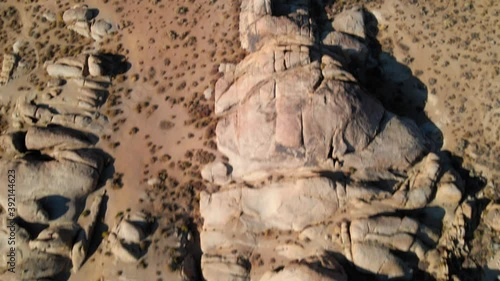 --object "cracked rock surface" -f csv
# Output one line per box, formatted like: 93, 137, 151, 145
0, 6, 124, 276
200, 0, 468, 280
